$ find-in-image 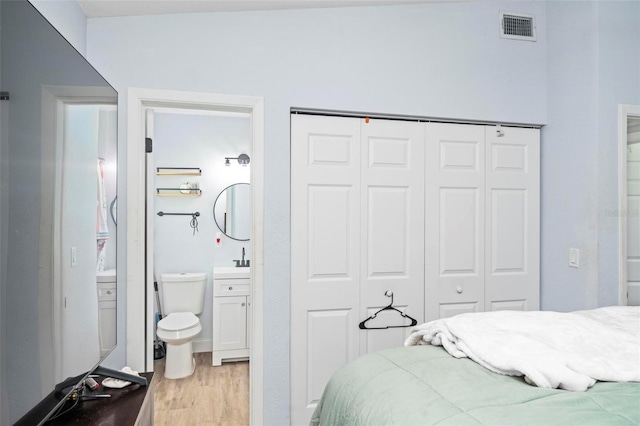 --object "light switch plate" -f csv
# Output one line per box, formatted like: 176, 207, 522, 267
569, 248, 579, 268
